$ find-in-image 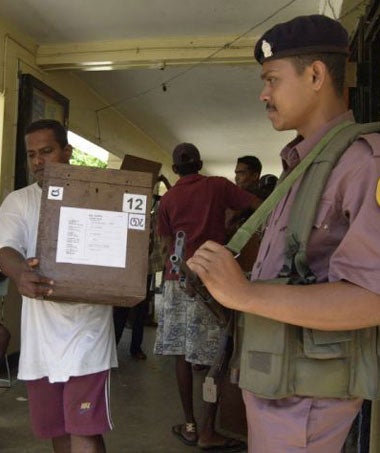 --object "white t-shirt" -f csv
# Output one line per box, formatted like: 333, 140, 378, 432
0, 183, 118, 382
